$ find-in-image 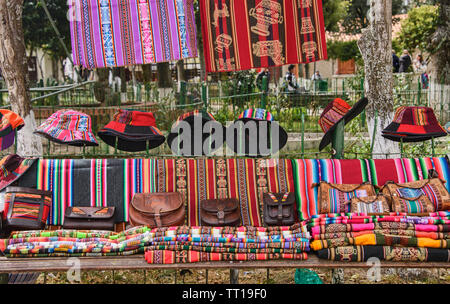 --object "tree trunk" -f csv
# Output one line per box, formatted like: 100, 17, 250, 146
430, 2, 449, 85
357, 0, 399, 159
176, 60, 186, 82
0, 0, 42, 157
157, 62, 173, 99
